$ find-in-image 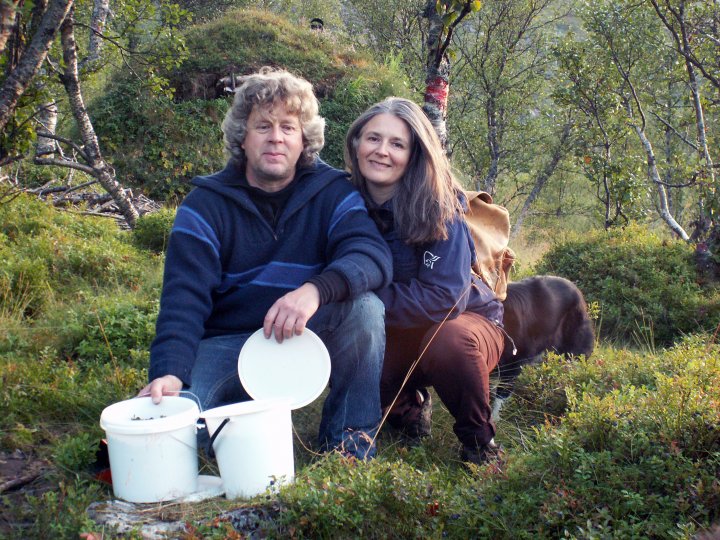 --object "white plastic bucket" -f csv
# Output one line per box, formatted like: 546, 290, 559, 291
99, 396, 200, 503
203, 398, 294, 499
